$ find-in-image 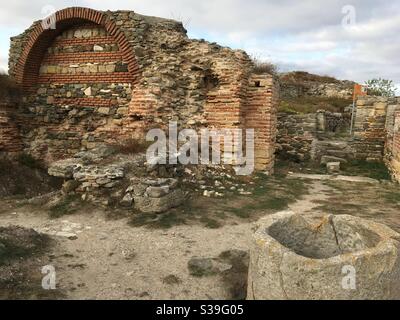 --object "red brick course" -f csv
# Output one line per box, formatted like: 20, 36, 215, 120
12, 7, 139, 89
